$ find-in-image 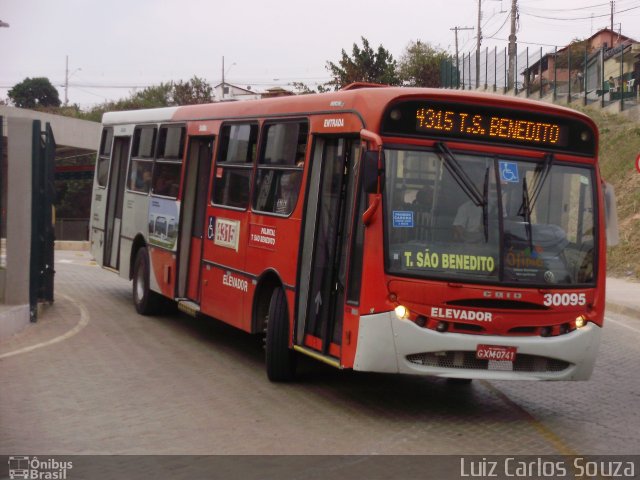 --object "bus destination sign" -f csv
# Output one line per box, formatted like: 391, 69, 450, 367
415, 107, 566, 147
382, 100, 596, 155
